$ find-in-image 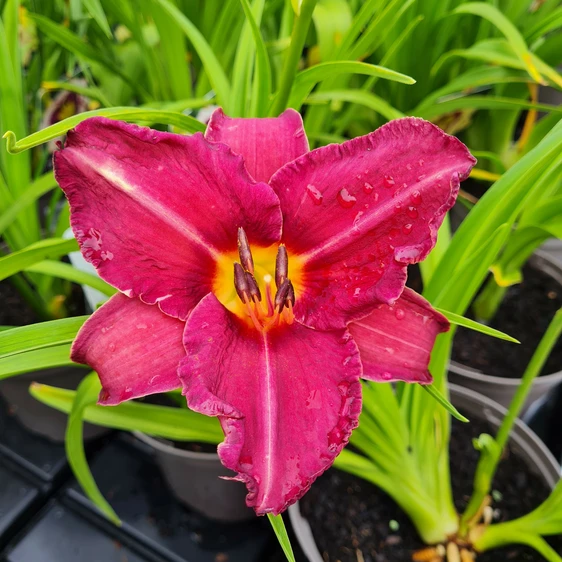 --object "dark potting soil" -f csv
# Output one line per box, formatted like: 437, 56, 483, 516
452, 264, 562, 378
0, 280, 38, 326
300, 415, 562, 562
